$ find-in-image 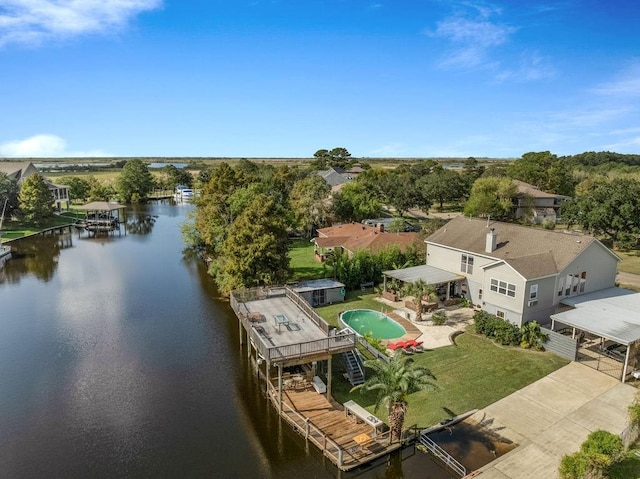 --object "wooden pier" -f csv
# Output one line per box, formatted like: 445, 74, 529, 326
231, 286, 409, 471
266, 380, 403, 471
